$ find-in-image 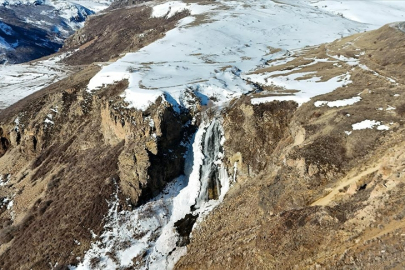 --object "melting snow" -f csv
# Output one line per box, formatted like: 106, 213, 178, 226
88, 0, 390, 111
250, 72, 352, 106
330, 54, 359, 66
352, 120, 389, 131
359, 64, 397, 84
0, 53, 72, 110
377, 106, 396, 112
314, 96, 361, 107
